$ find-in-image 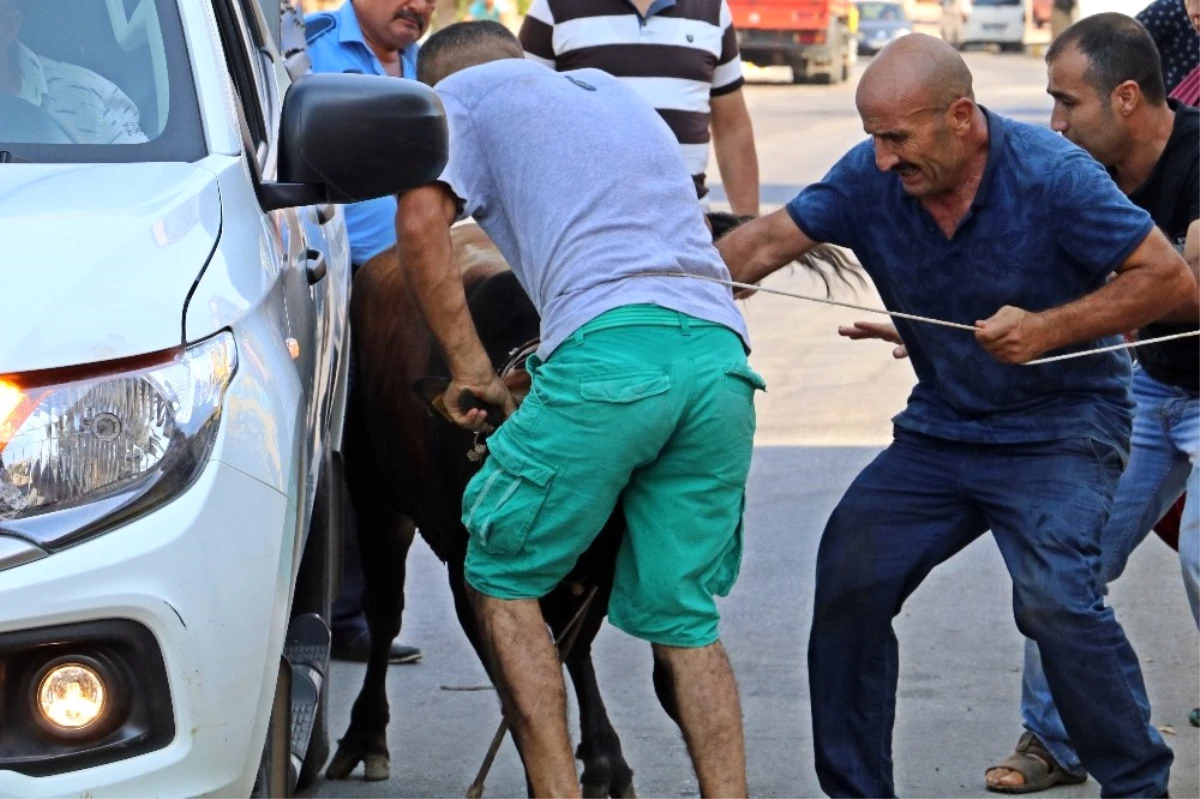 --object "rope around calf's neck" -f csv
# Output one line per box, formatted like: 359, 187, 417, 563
647, 271, 1200, 367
